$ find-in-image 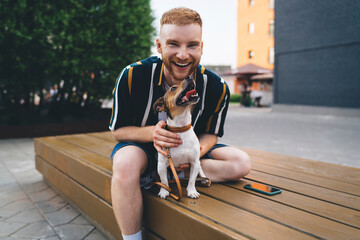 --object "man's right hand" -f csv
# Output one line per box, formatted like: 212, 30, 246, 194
153, 121, 182, 156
